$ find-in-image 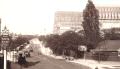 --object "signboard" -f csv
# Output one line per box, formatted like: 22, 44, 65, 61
78, 45, 87, 51
1, 35, 10, 50
1, 27, 10, 50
